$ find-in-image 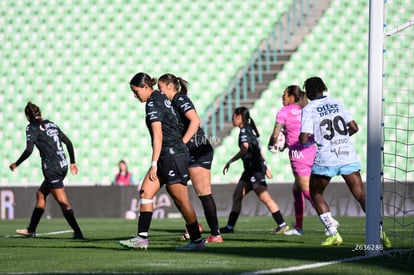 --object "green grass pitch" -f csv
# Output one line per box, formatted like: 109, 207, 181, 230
0, 216, 413, 274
